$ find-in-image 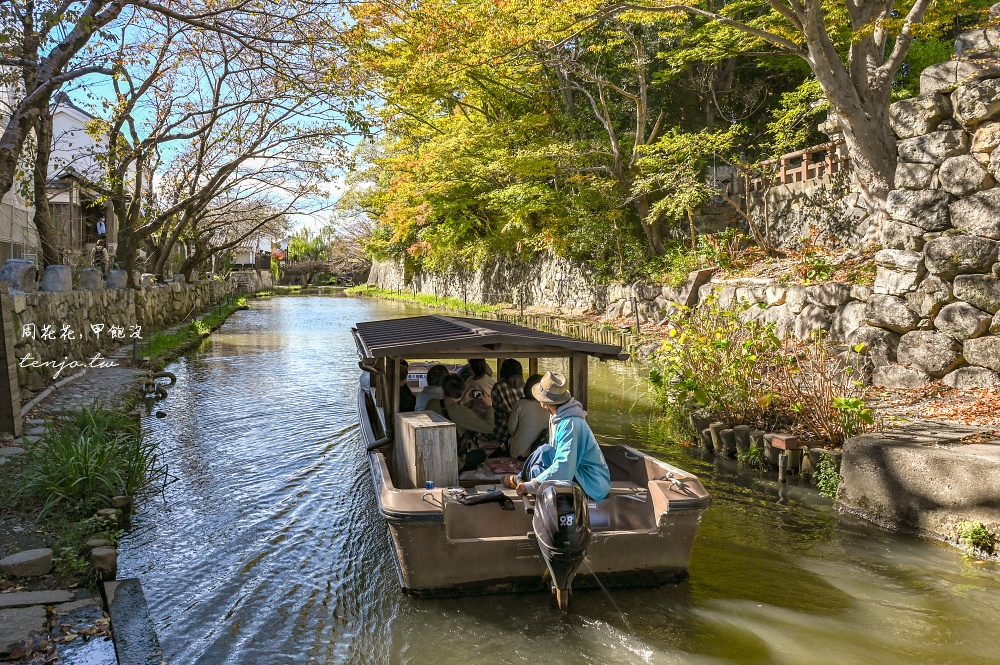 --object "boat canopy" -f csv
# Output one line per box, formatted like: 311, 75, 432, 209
352, 315, 628, 362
